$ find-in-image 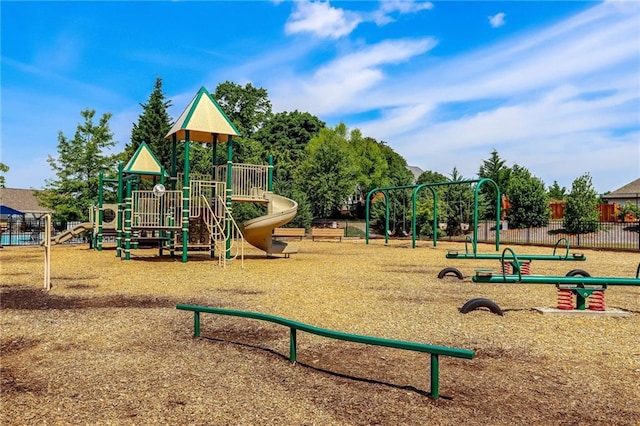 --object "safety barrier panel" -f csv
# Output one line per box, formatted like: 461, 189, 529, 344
176, 304, 475, 399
